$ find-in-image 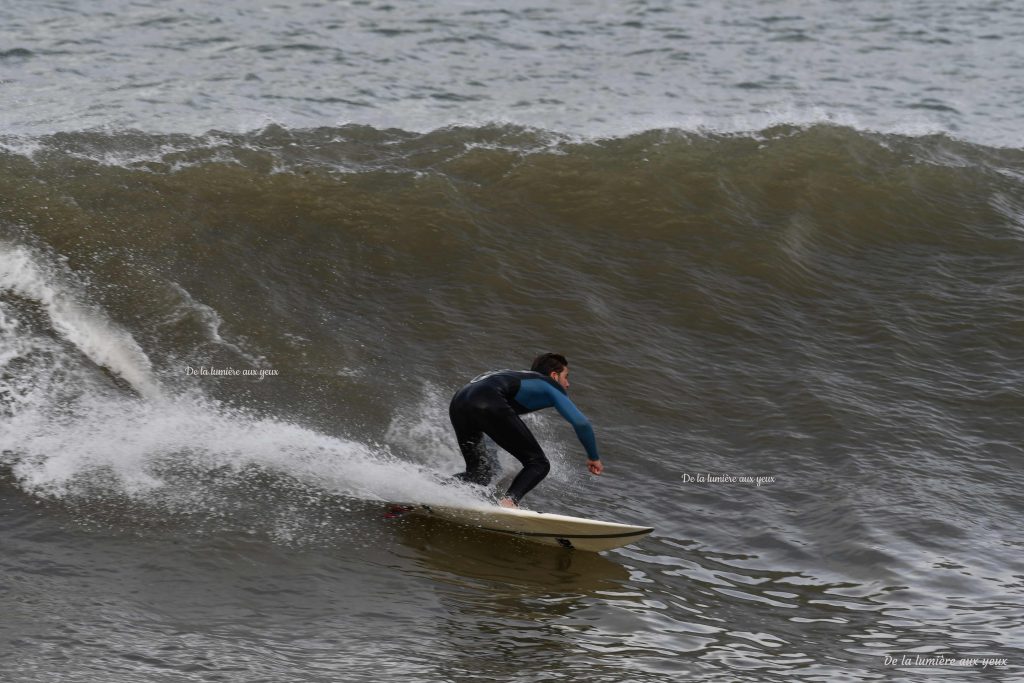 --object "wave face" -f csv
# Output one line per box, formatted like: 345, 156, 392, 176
2, 124, 1023, 682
